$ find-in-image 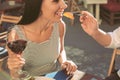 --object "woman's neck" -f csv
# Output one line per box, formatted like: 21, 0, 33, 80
23, 16, 54, 34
